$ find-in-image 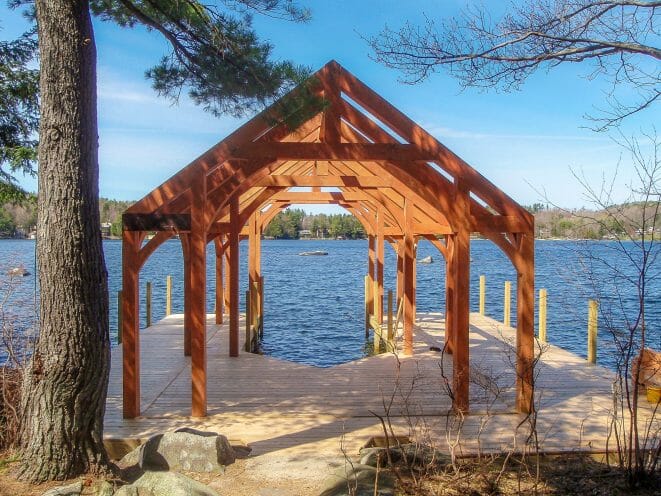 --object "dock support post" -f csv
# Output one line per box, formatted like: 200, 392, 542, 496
588, 300, 598, 364
504, 281, 511, 327
145, 281, 152, 328
368, 234, 375, 318
538, 289, 547, 343
122, 230, 141, 418
229, 197, 240, 357
479, 275, 486, 315
165, 275, 172, 317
